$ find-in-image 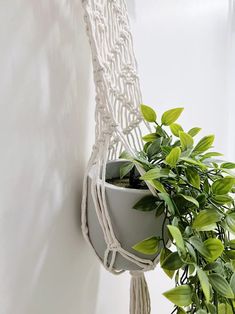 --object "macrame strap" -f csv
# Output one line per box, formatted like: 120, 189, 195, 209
81, 0, 156, 312
130, 271, 151, 314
